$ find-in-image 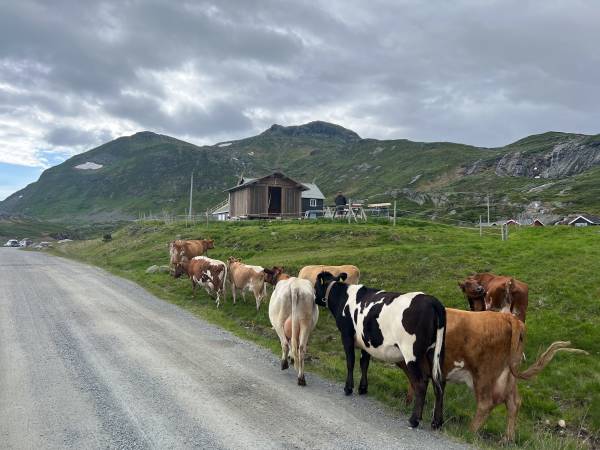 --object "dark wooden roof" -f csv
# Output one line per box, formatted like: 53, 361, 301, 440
225, 171, 309, 193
